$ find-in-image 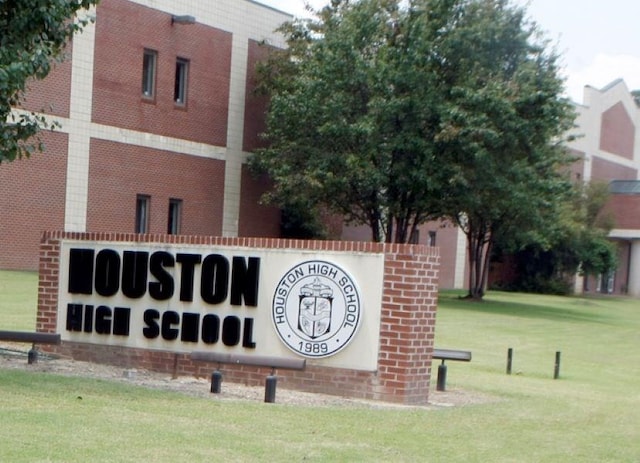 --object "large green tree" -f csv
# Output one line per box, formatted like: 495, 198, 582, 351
431, 0, 576, 299
0, 0, 97, 163
253, 0, 576, 300
252, 0, 450, 243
